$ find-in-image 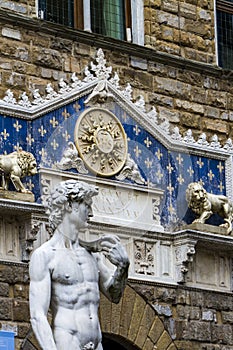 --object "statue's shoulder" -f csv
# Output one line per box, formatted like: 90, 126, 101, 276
30, 242, 54, 266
